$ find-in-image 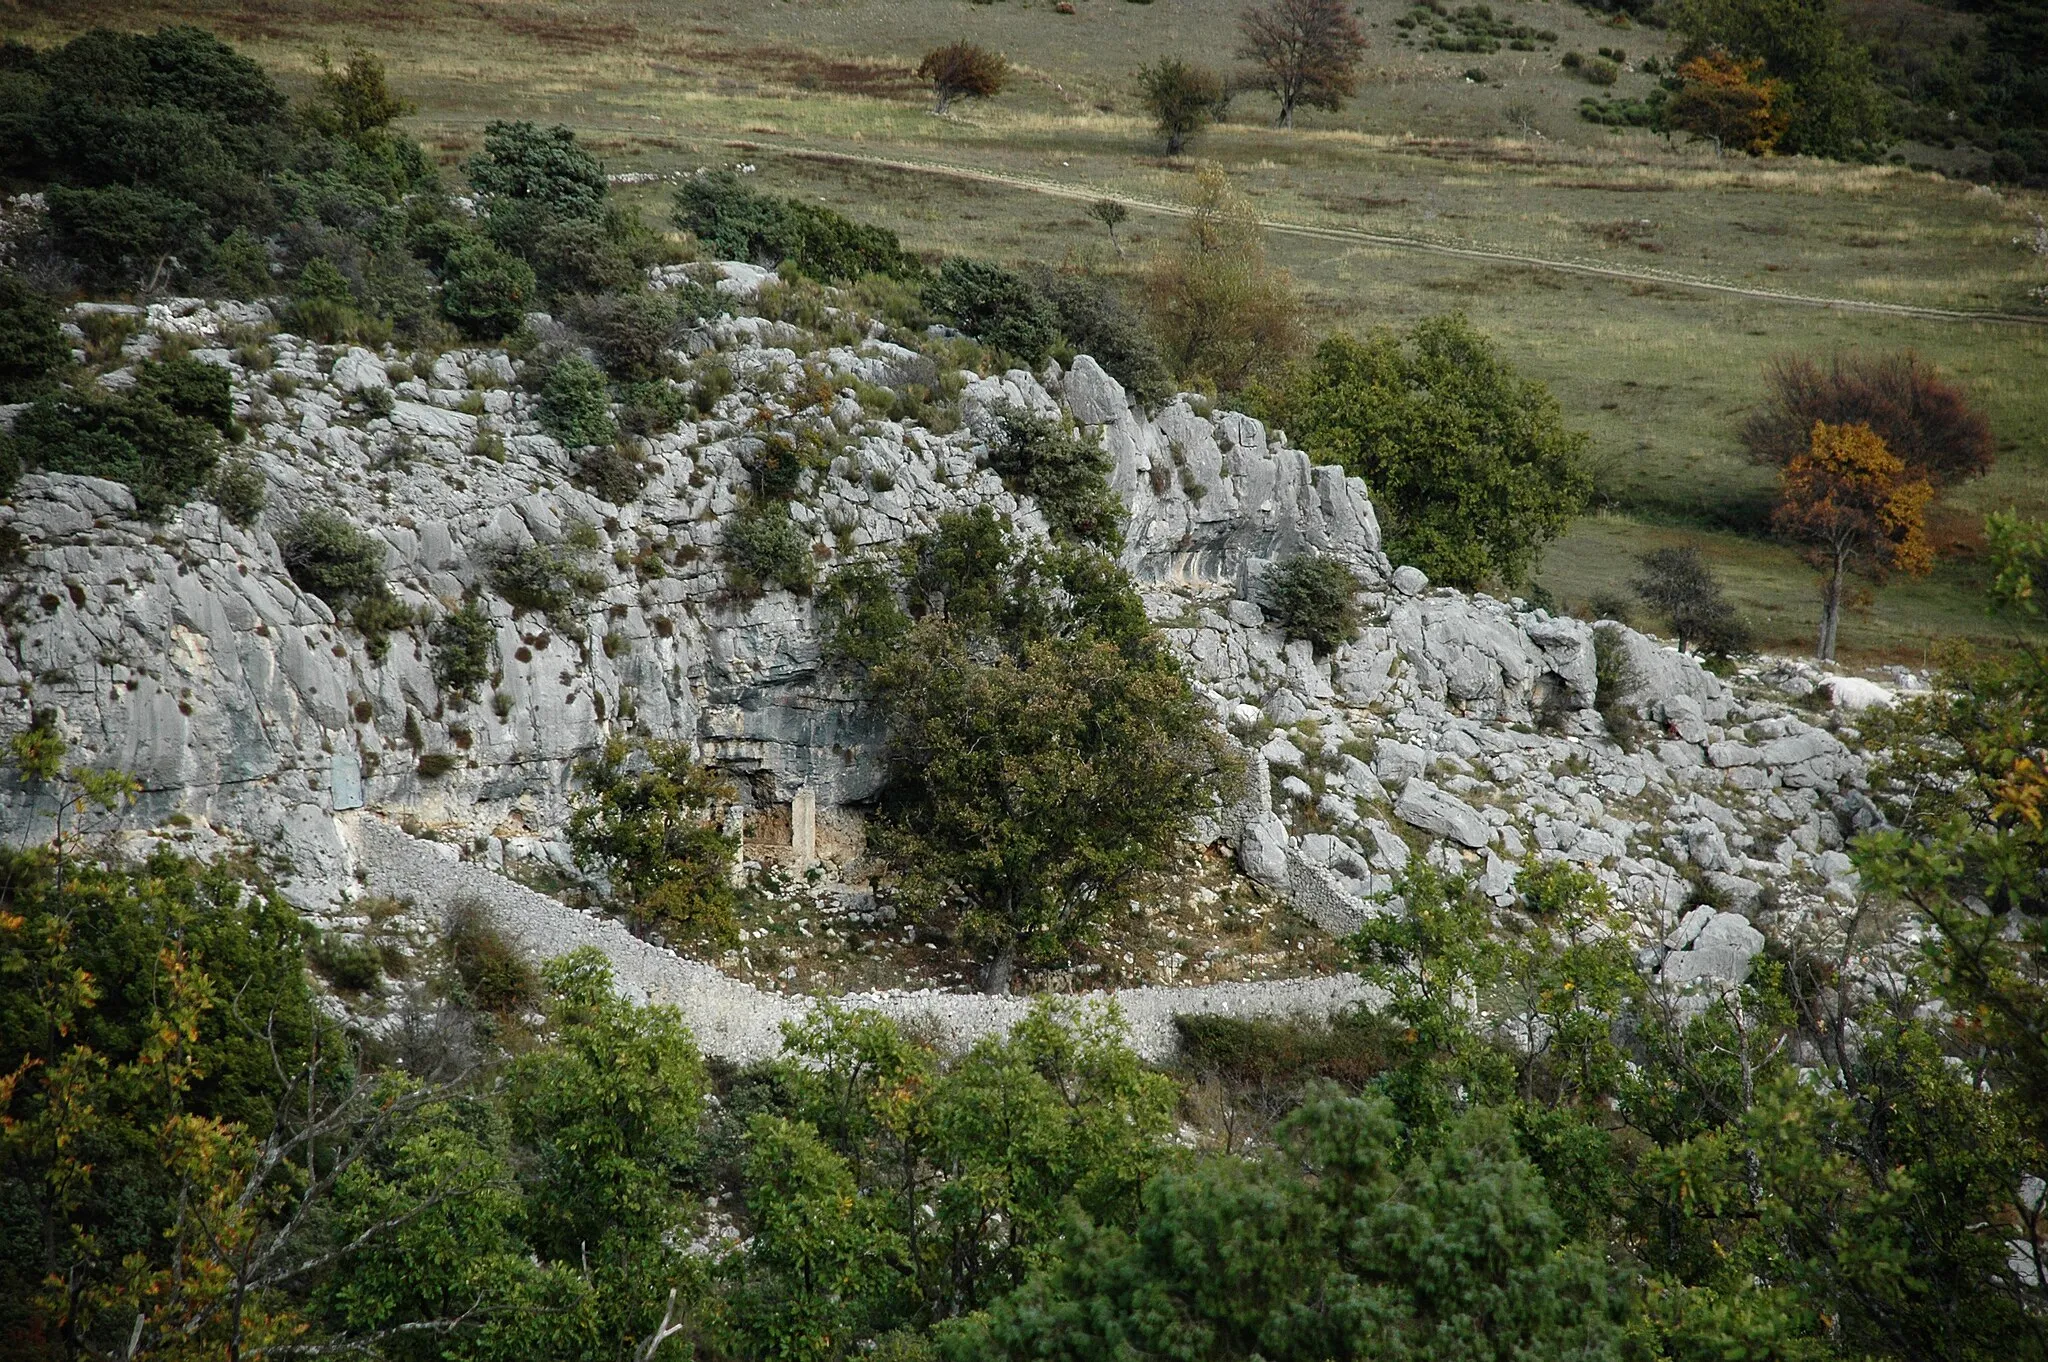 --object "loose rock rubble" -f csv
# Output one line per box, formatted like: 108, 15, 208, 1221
0, 276, 1894, 1050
